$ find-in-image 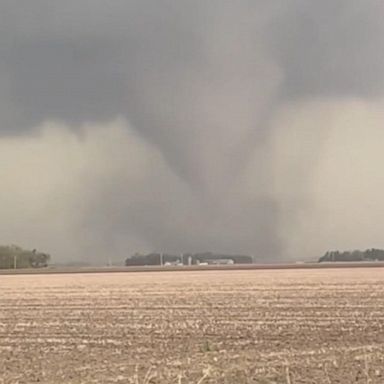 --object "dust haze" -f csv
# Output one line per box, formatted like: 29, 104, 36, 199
0, 1, 383, 263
